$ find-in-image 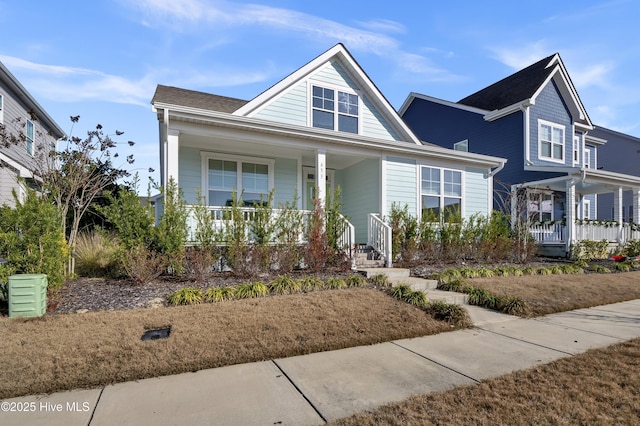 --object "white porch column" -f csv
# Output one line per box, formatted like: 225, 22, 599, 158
315, 149, 327, 207
614, 186, 624, 243
634, 189, 640, 224
166, 129, 180, 187
565, 180, 576, 253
